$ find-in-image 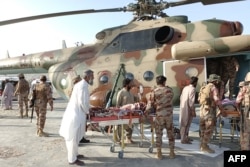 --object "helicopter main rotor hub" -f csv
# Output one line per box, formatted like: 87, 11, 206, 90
125, 0, 169, 19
